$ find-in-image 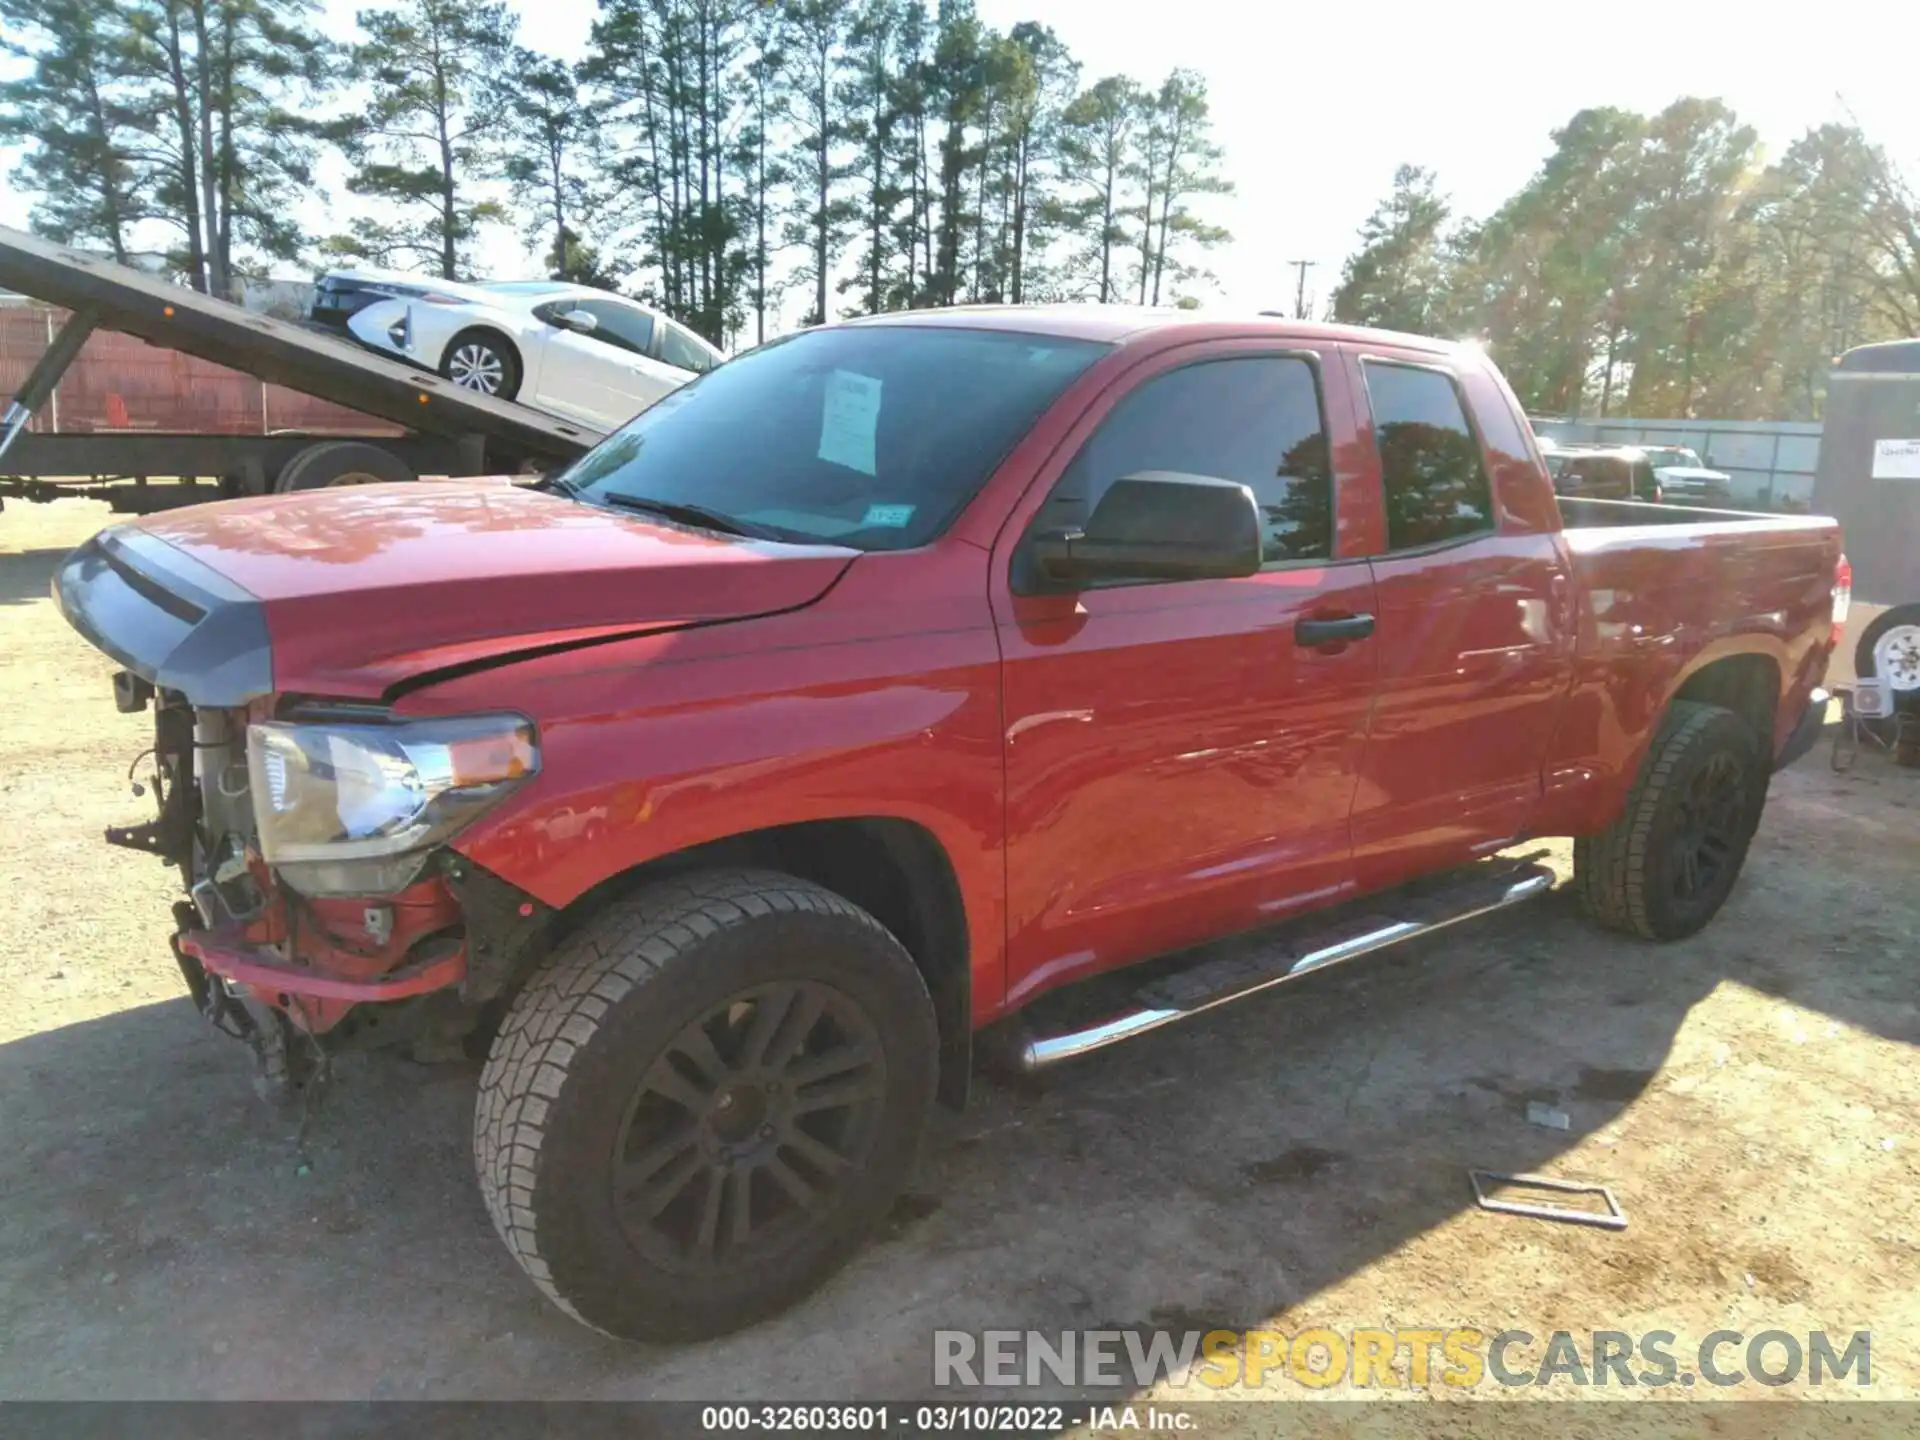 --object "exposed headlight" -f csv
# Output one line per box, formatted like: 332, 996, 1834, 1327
246, 714, 537, 895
